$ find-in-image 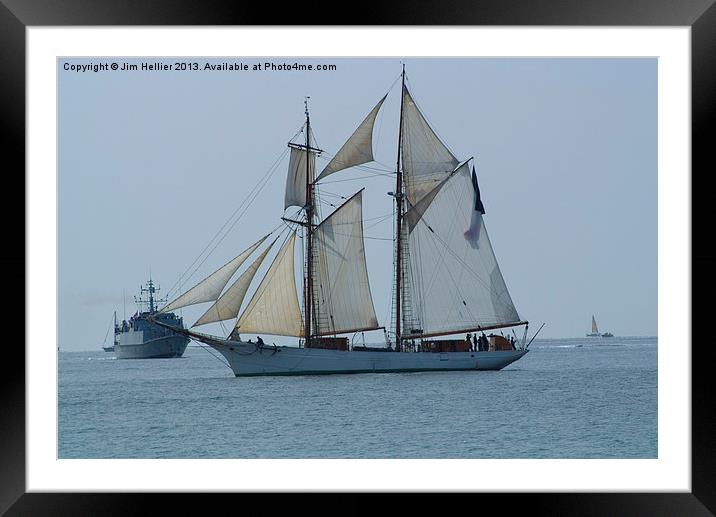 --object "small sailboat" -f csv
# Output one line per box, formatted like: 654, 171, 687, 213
152, 66, 533, 376
101, 311, 118, 352
587, 315, 613, 338
586, 315, 601, 337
